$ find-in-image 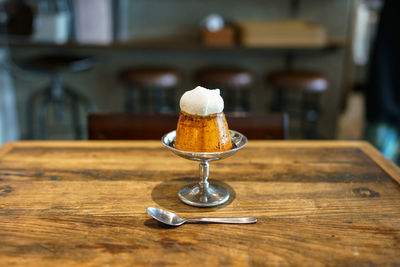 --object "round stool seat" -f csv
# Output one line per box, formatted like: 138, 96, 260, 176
267, 70, 328, 92
118, 67, 181, 113
119, 67, 181, 88
195, 67, 254, 112
195, 67, 253, 88
19, 54, 95, 73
